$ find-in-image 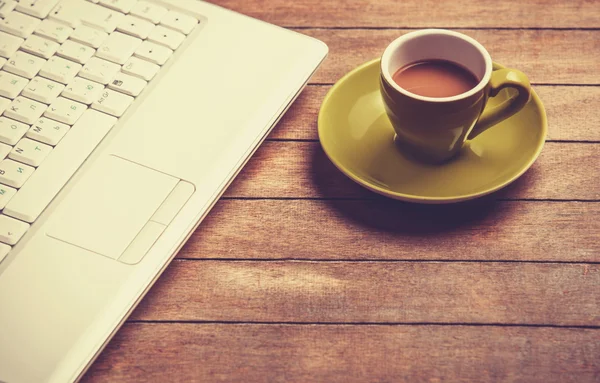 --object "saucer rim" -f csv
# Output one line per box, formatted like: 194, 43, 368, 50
317, 58, 548, 204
